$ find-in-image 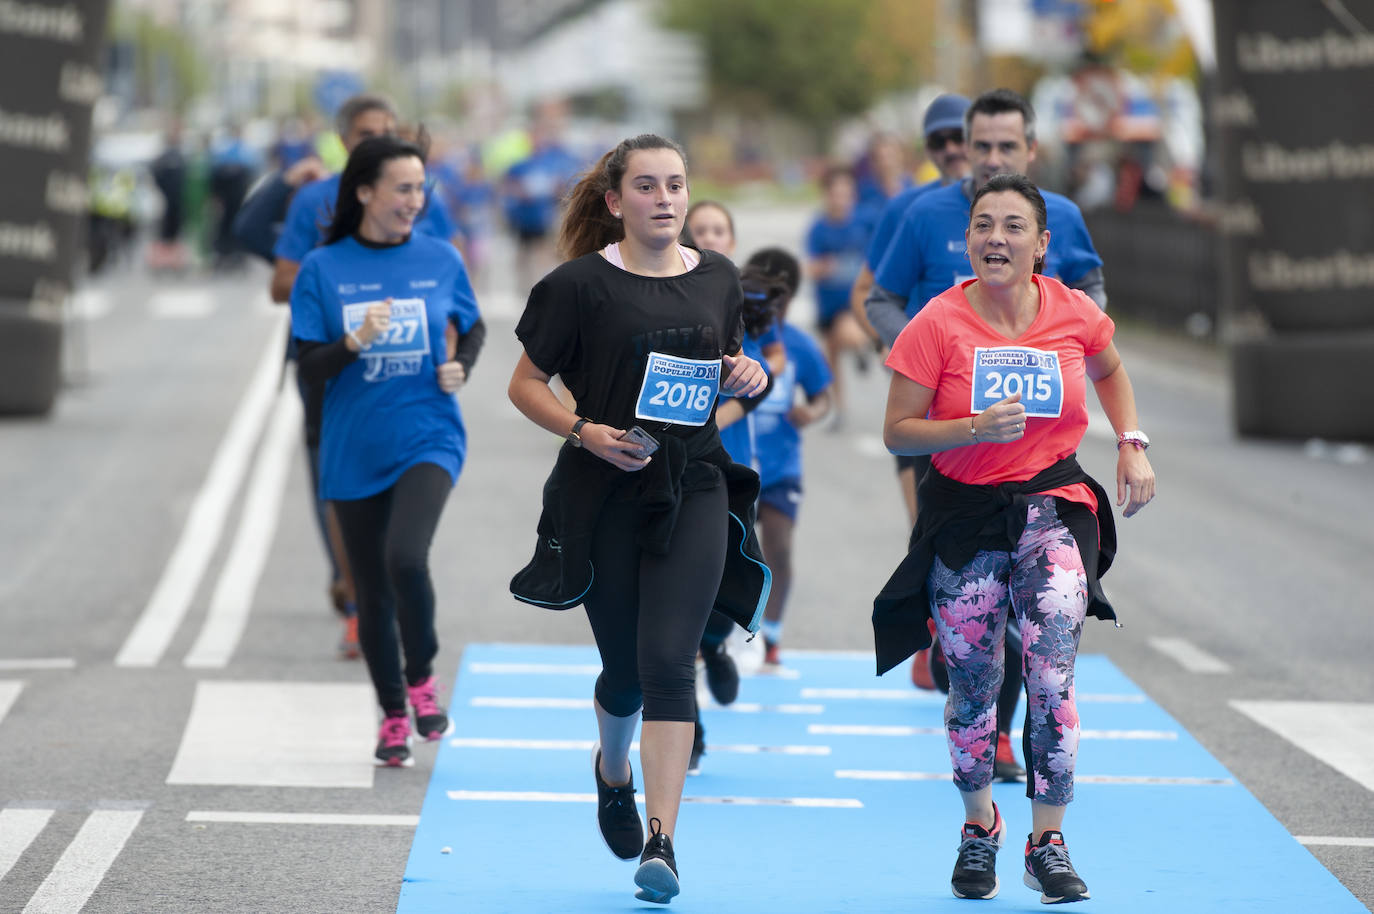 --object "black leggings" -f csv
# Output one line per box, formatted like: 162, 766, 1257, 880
332, 462, 451, 713
585, 482, 729, 723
